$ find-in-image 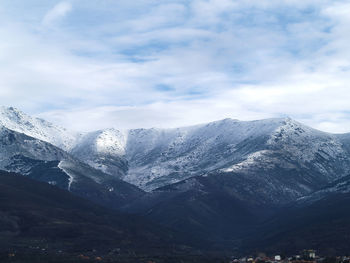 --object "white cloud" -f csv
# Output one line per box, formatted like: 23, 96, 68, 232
1, 0, 350, 133
42, 1, 72, 26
